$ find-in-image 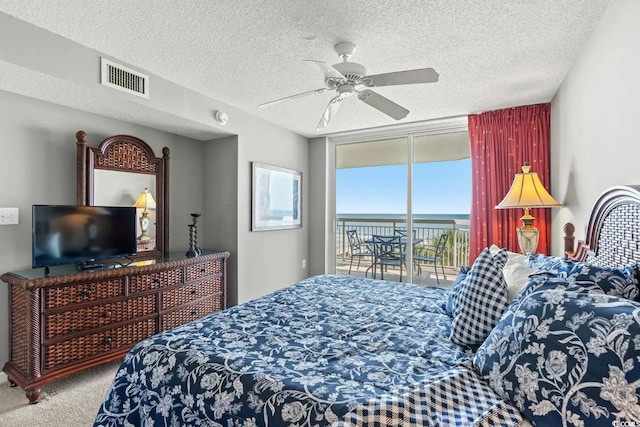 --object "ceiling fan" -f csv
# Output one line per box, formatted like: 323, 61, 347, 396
258, 42, 439, 131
